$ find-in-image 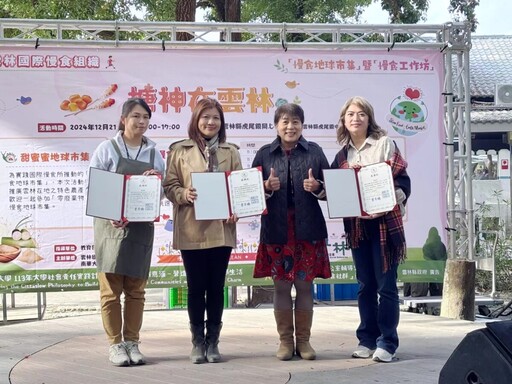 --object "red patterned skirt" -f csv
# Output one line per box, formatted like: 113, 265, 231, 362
253, 209, 331, 282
